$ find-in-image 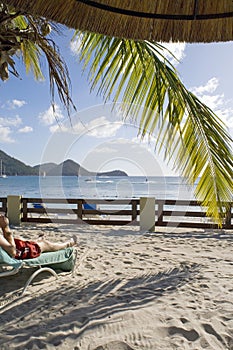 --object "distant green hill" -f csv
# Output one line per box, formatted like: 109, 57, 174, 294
0, 150, 128, 176
0, 150, 37, 176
